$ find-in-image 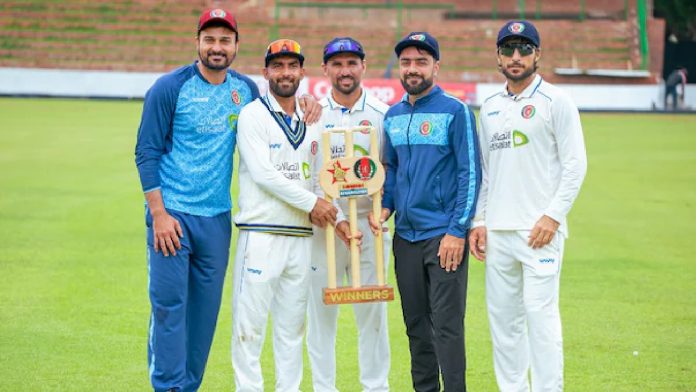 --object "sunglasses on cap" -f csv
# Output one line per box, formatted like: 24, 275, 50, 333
324, 38, 364, 59
266, 39, 302, 57
498, 42, 536, 57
